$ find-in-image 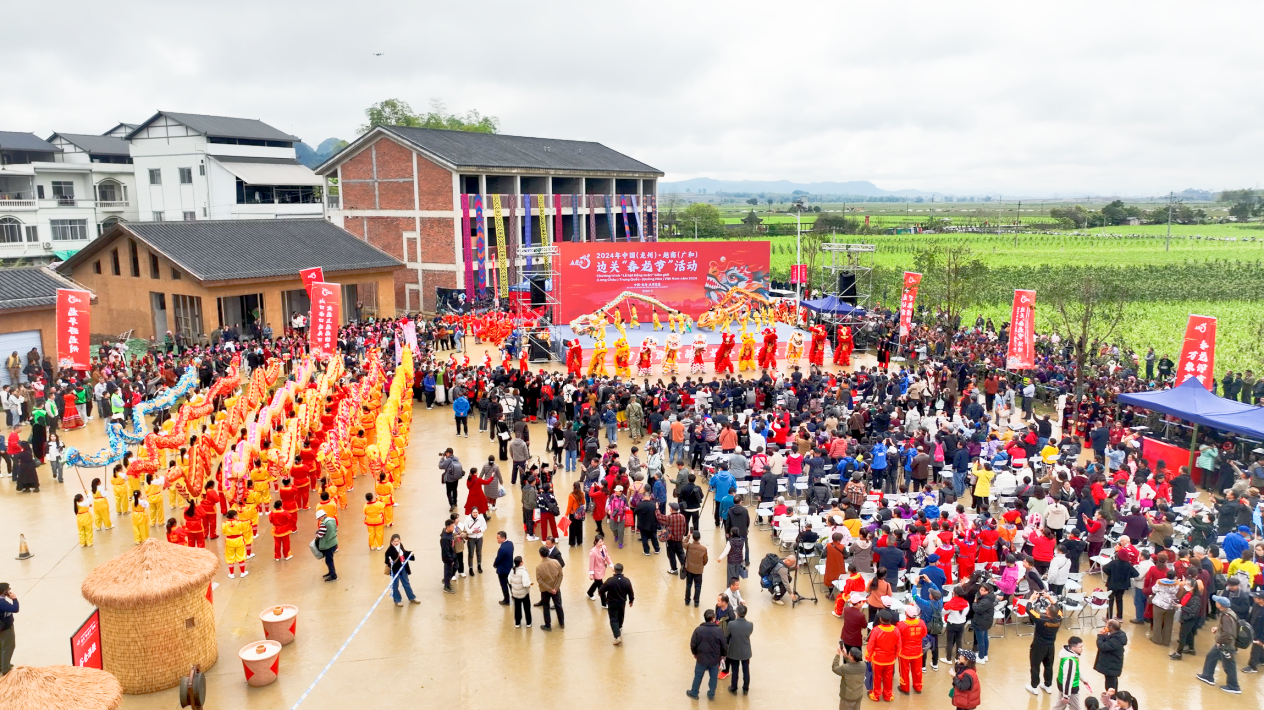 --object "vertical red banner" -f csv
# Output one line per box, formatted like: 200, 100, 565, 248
1175, 314, 1216, 388
898, 272, 922, 336
308, 282, 341, 357
56, 288, 91, 371
299, 267, 325, 297
1005, 289, 1037, 369
789, 264, 807, 284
